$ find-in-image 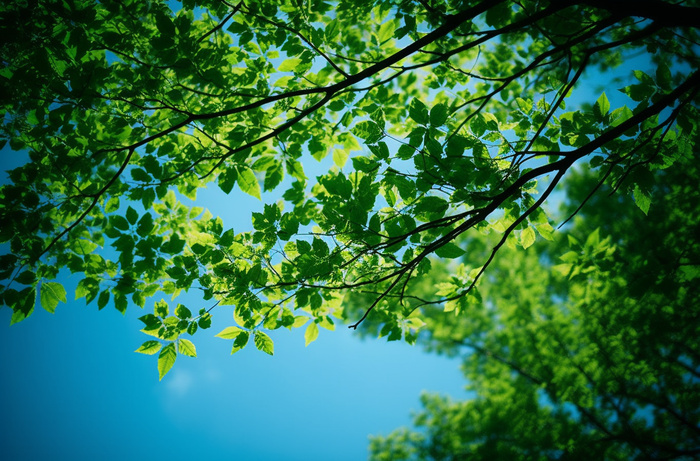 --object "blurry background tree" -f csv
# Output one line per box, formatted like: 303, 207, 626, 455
0, 0, 698, 398
364, 160, 700, 460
